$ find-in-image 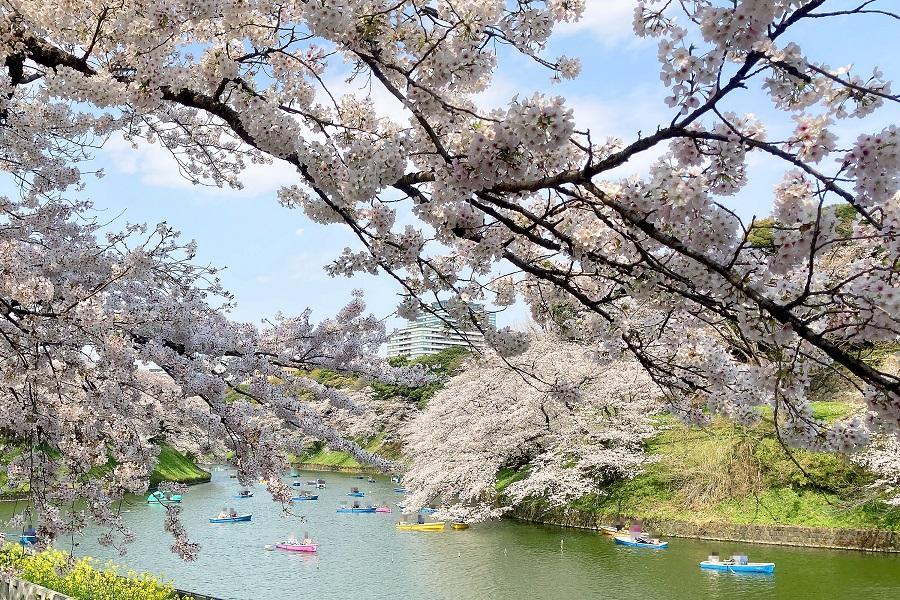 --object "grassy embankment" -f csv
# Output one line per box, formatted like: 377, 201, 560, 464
290, 347, 469, 470
505, 399, 900, 530
0, 443, 210, 498
149, 444, 211, 487
503, 343, 900, 531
